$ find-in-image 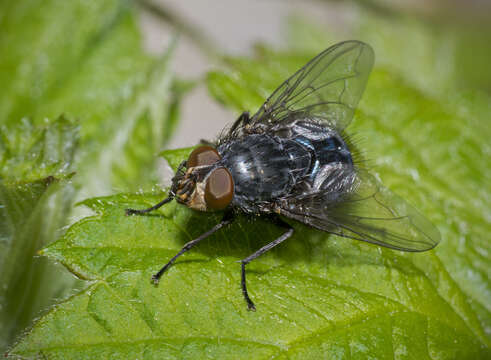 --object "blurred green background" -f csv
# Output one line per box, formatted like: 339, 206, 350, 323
1, 0, 490, 358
